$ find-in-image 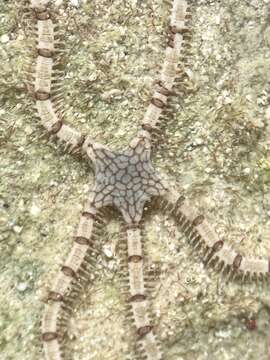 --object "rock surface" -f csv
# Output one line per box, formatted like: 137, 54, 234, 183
0, 0, 269, 359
